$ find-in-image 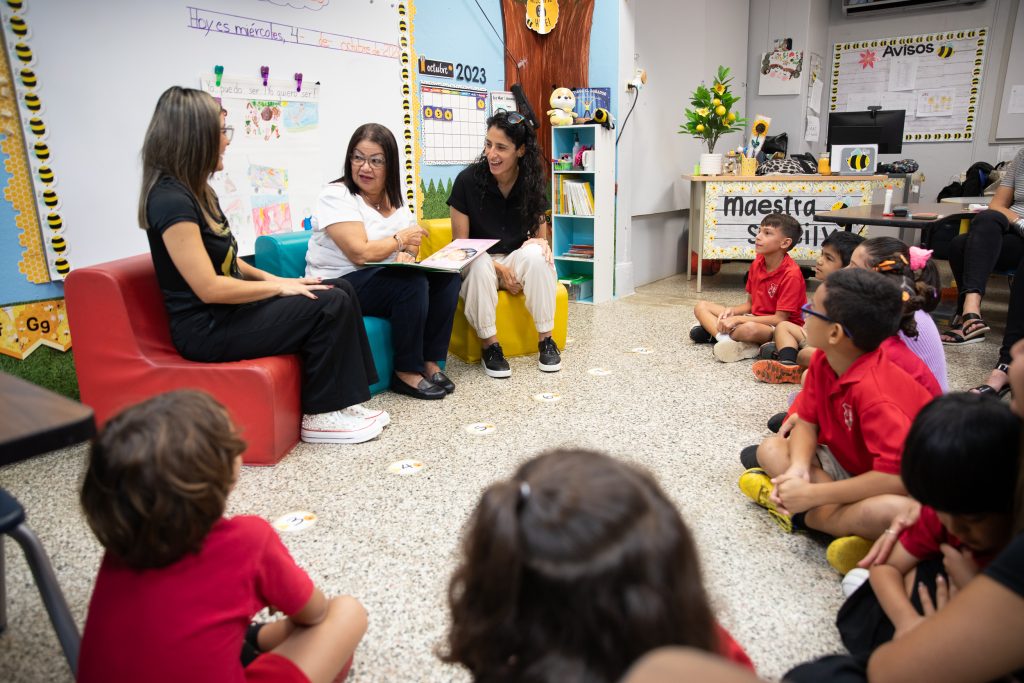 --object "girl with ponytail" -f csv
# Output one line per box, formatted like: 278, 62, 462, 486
849, 237, 947, 393
441, 449, 754, 683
